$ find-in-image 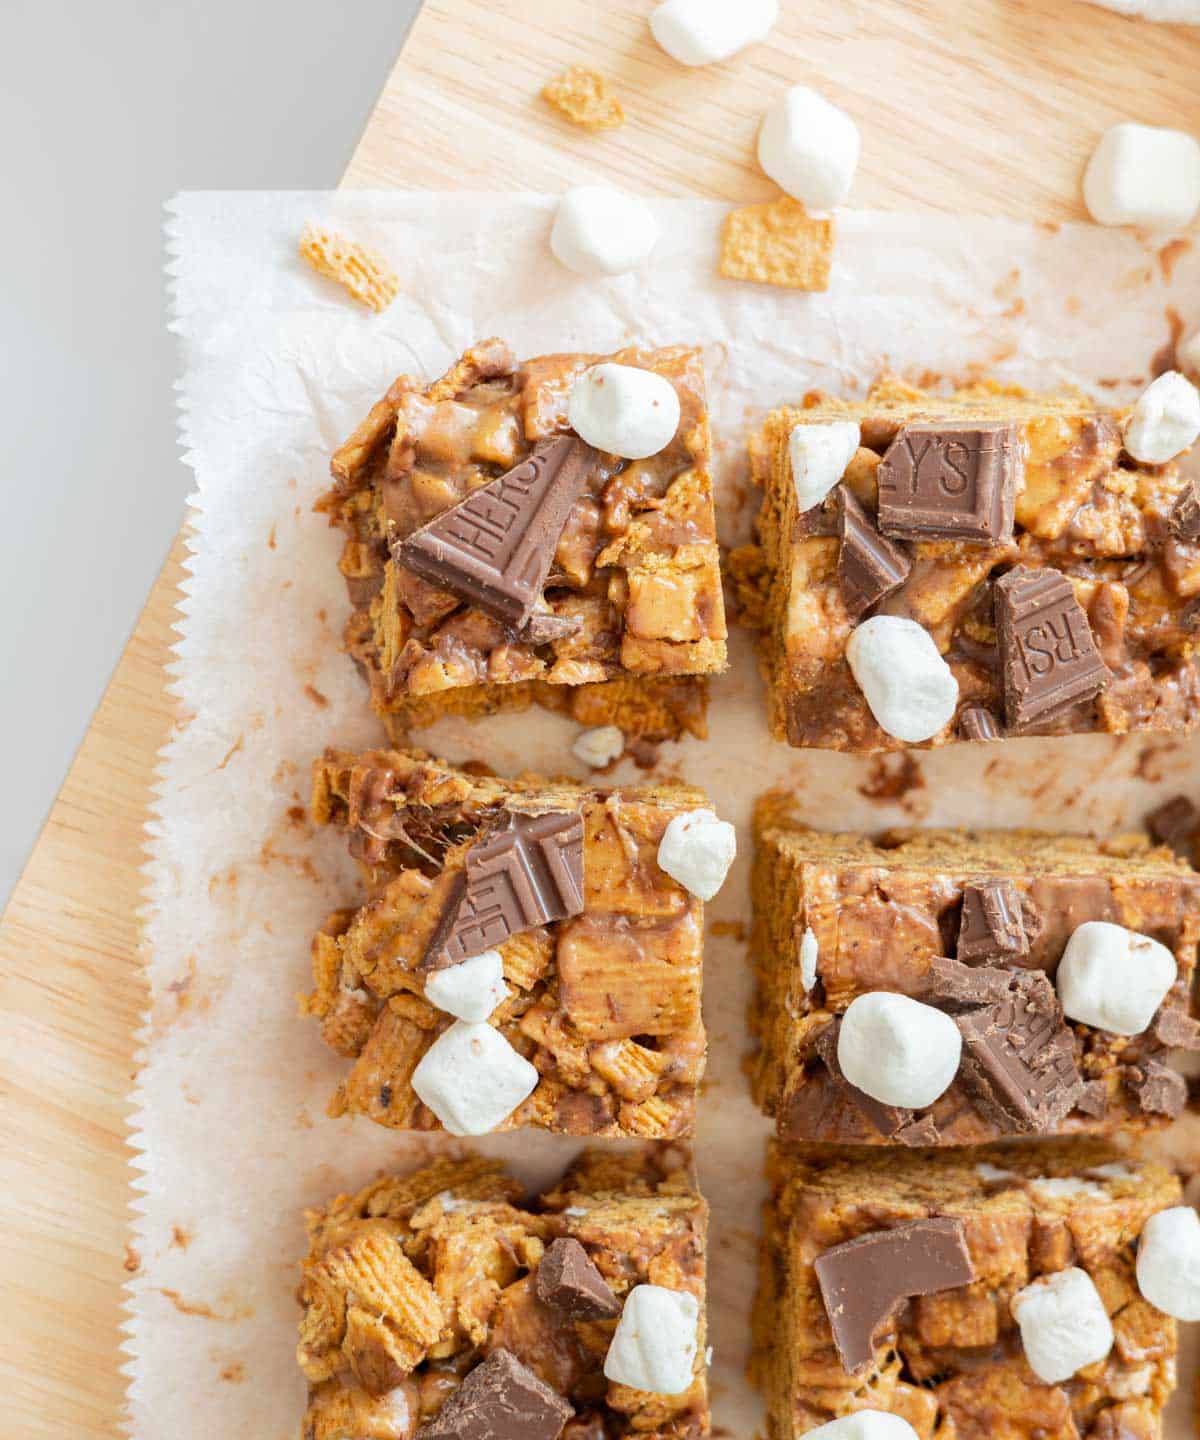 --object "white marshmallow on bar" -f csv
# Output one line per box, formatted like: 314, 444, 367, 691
572, 724, 625, 769
845, 615, 959, 743
411, 1020, 537, 1135
424, 949, 509, 1022
603, 1285, 699, 1394
805, 1414, 920, 1440
837, 991, 962, 1109
551, 186, 660, 277
657, 808, 736, 901
1056, 920, 1177, 1036
789, 421, 860, 512
758, 85, 860, 210
1137, 1205, 1200, 1320
1123, 371, 1200, 465
1083, 123, 1200, 229
569, 362, 680, 460
1011, 1268, 1113, 1383
649, 0, 778, 66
